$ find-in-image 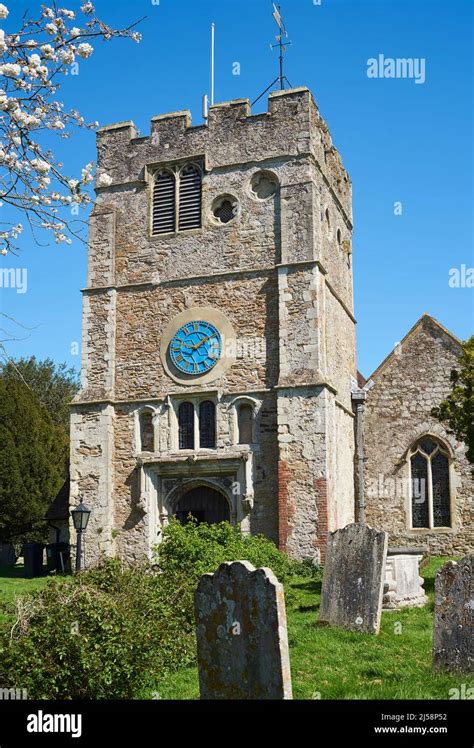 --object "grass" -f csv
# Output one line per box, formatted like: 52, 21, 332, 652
154, 556, 472, 700
0, 566, 56, 626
